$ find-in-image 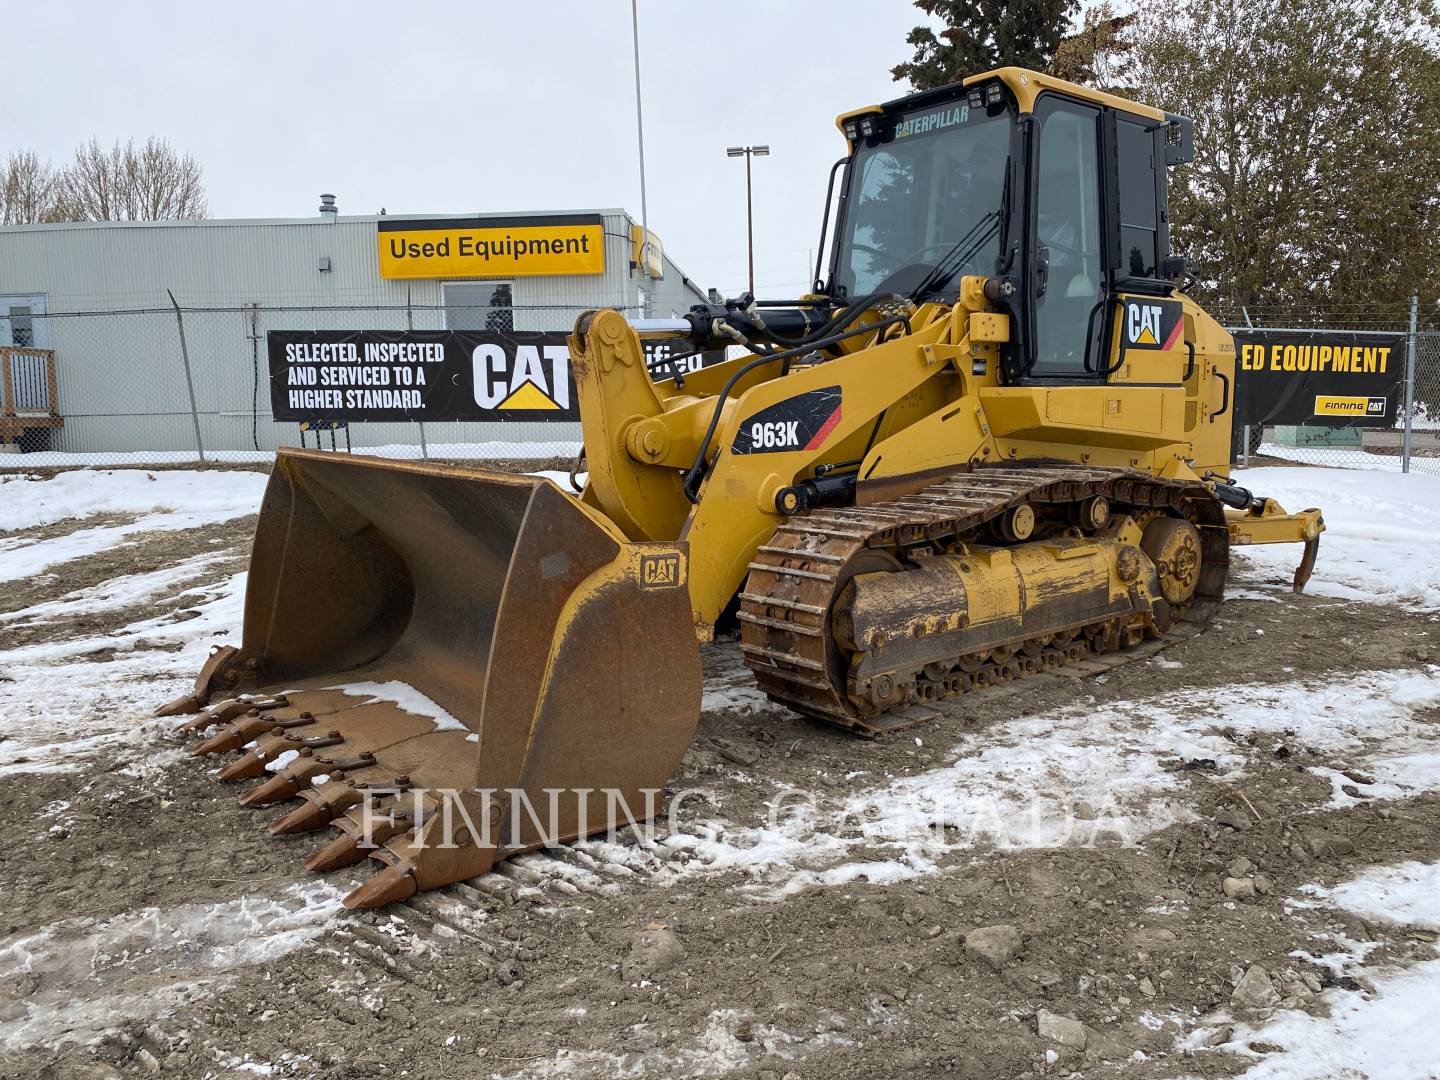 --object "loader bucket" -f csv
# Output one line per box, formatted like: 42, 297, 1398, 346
162, 448, 701, 908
